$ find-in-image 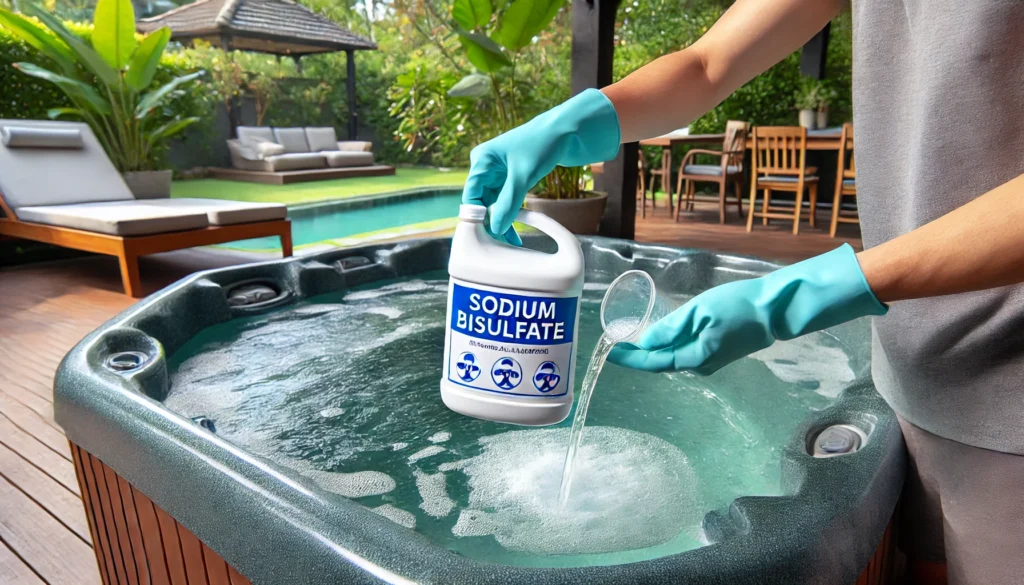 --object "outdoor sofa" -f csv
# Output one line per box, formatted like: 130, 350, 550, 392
217, 126, 395, 184
0, 119, 291, 298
